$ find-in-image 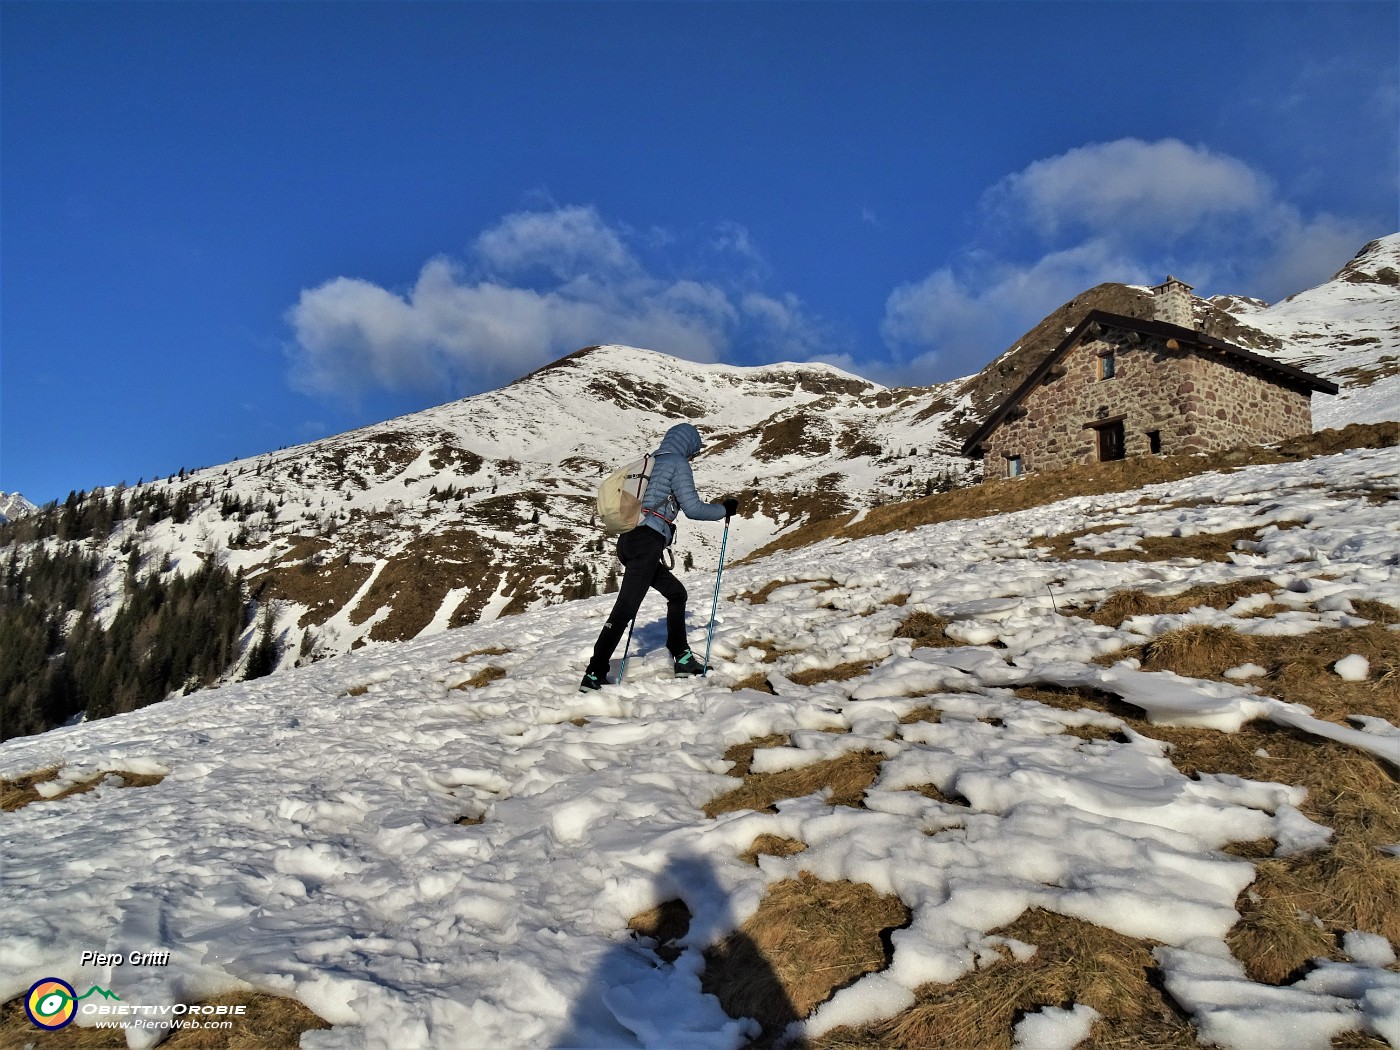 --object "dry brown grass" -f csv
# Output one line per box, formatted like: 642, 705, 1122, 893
742, 422, 1398, 564
1334, 1033, 1395, 1050
734, 579, 837, 605
1333, 356, 1400, 388
1120, 622, 1400, 726
252, 551, 374, 629
899, 706, 943, 725
1013, 685, 1400, 987
1221, 740, 1400, 984
811, 909, 1196, 1050
705, 740, 885, 819
733, 674, 778, 700
702, 873, 909, 1045
1069, 579, 1280, 627
902, 782, 970, 808
740, 834, 809, 866
721, 734, 790, 778
786, 661, 876, 687
1, 768, 165, 813
453, 646, 511, 662
628, 899, 693, 963
894, 612, 955, 649
736, 640, 788, 664
456, 666, 507, 689
753, 411, 832, 462
0, 991, 329, 1049
1132, 623, 1262, 679
1353, 599, 1400, 625
731, 673, 778, 694
1042, 525, 1284, 564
